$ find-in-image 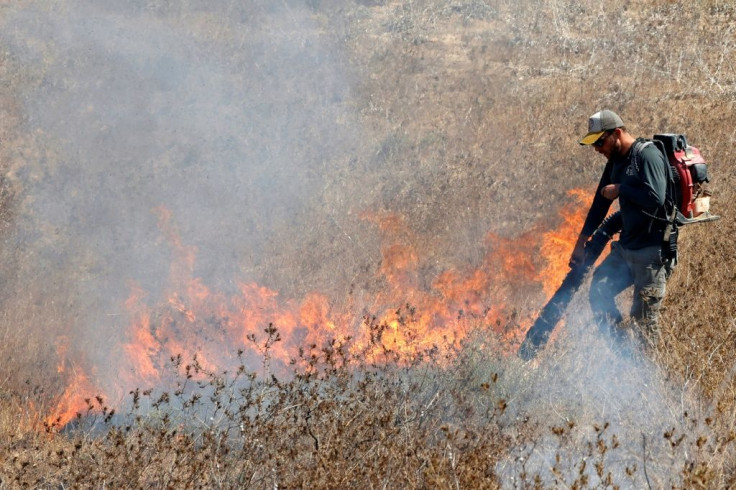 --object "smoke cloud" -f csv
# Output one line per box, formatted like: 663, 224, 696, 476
1, 1, 366, 366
